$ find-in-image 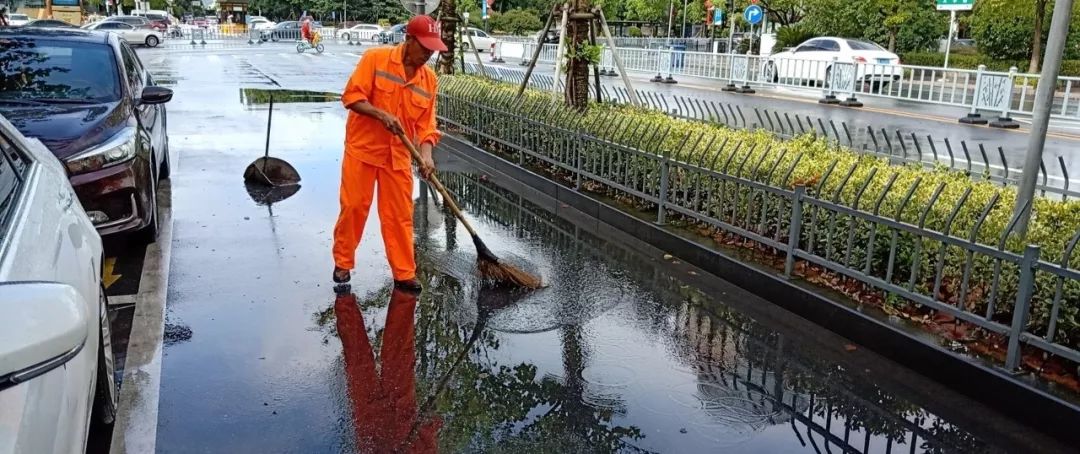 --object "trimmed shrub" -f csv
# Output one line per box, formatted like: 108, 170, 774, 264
437, 75, 1080, 363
